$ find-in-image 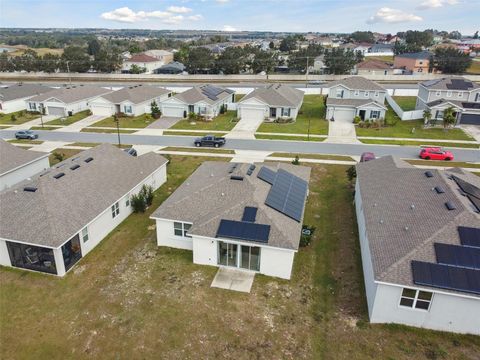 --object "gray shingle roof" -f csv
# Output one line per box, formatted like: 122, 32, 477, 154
240, 84, 304, 108
0, 145, 167, 248
420, 77, 480, 91
396, 51, 432, 60
0, 139, 49, 176
327, 76, 385, 91
326, 97, 387, 109
0, 84, 53, 102
29, 85, 112, 104
151, 162, 311, 250
356, 156, 480, 297
97, 85, 170, 105
174, 85, 234, 105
